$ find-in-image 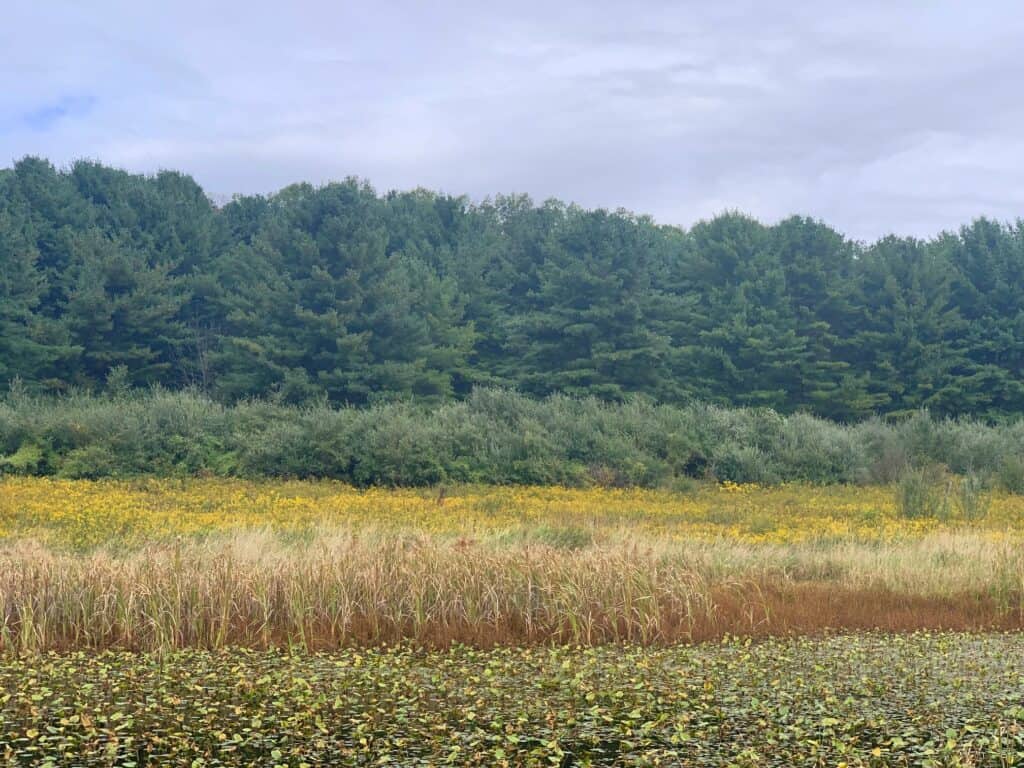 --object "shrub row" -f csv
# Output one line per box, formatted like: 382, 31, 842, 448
2, 388, 1024, 489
